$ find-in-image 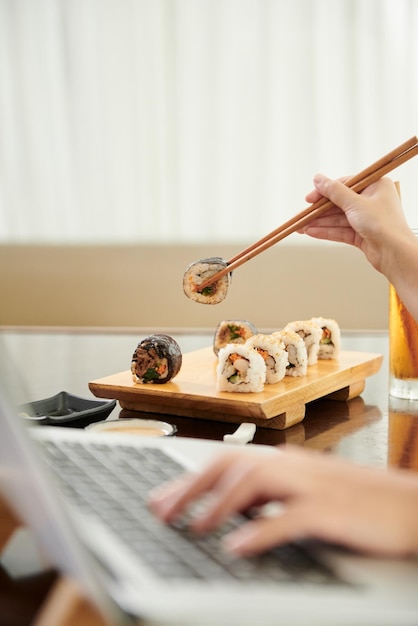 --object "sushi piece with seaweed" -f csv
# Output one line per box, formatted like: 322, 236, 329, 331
213, 319, 258, 356
183, 257, 231, 304
131, 334, 182, 384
